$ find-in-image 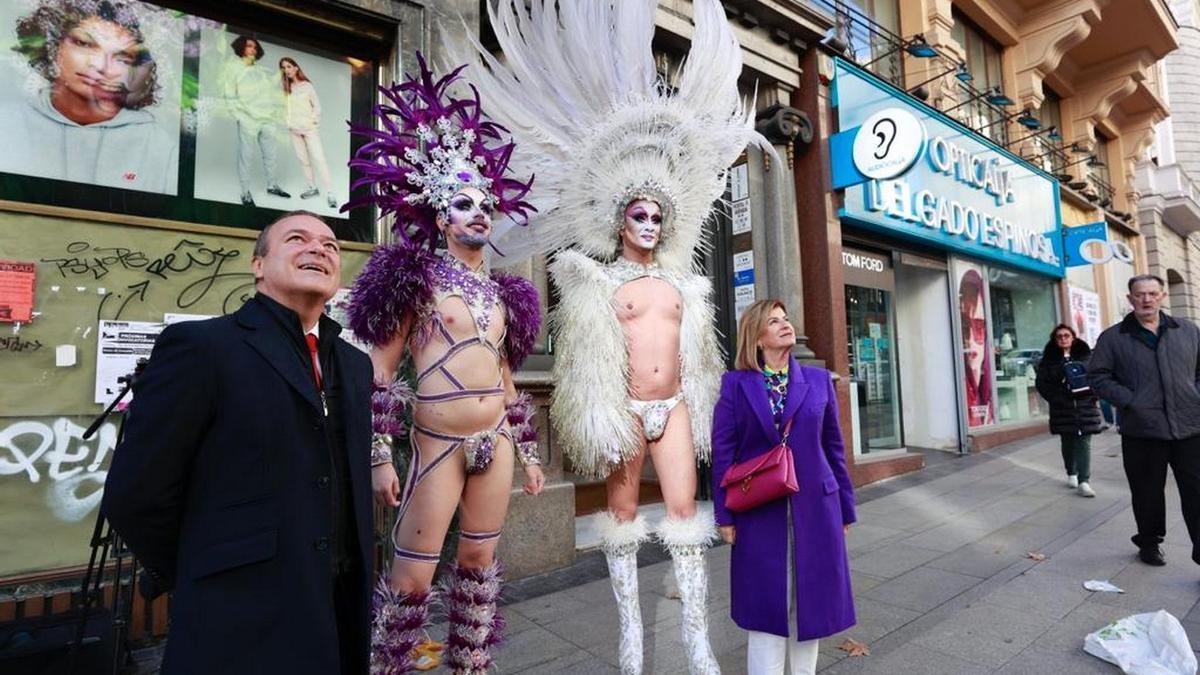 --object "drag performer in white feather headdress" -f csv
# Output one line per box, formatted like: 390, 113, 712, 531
344, 53, 544, 675
454, 1, 772, 672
